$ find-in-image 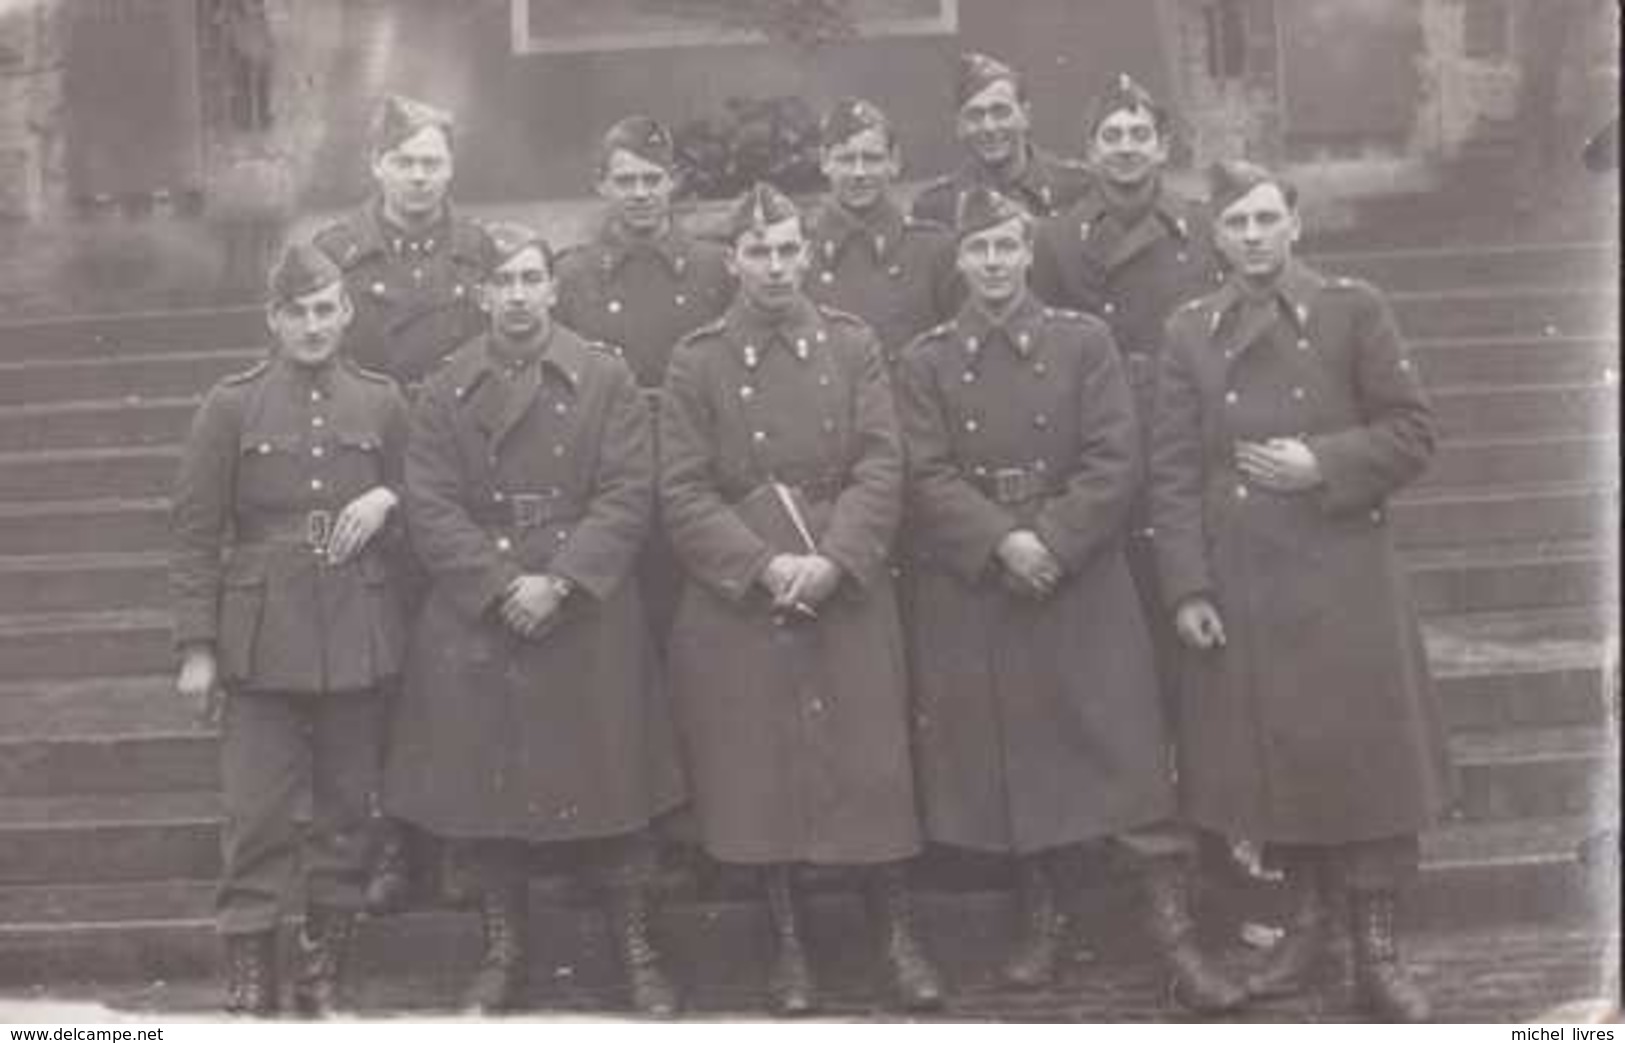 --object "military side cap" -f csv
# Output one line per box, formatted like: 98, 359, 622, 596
955, 51, 1020, 108
478, 221, 552, 276
821, 97, 891, 148
369, 93, 454, 155
1083, 72, 1168, 136
1207, 158, 1297, 214
955, 185, 1028, 239
268, 240, 343, 303
599, 114, 675, 170
725, 181, 801, 241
